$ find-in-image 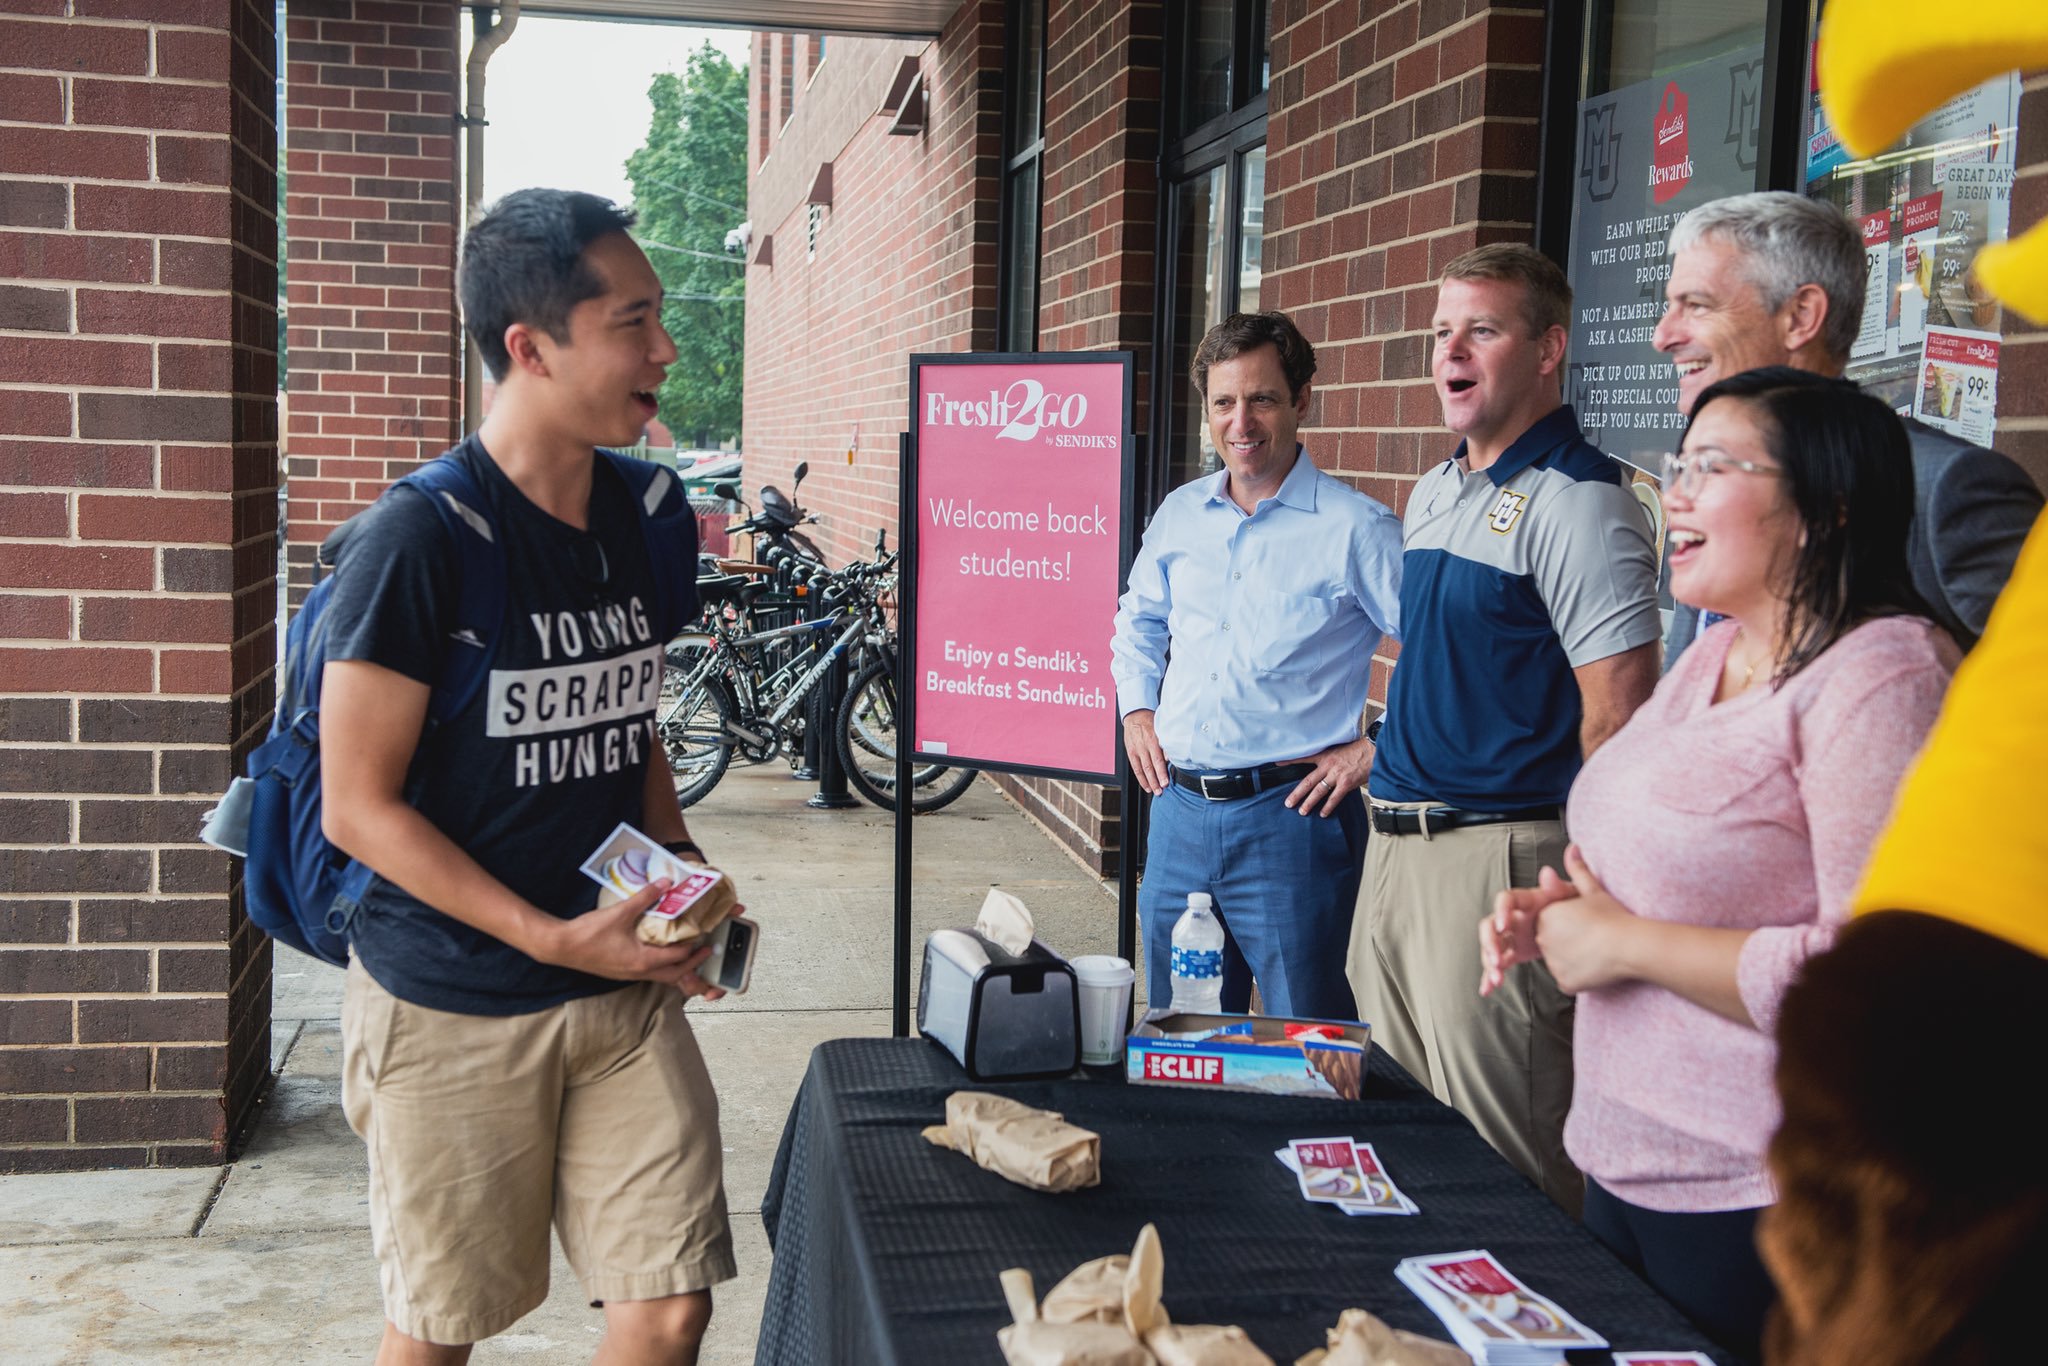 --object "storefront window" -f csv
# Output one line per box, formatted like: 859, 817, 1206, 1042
999, 0, 1046, 353
1167, 167, 1228, 486
1182, 0, 1236, 132
1155, 1, 1268, 502
1238, 147, 1265, 313
1563, 0, 1770, 469
1800, 1, 2020, 440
